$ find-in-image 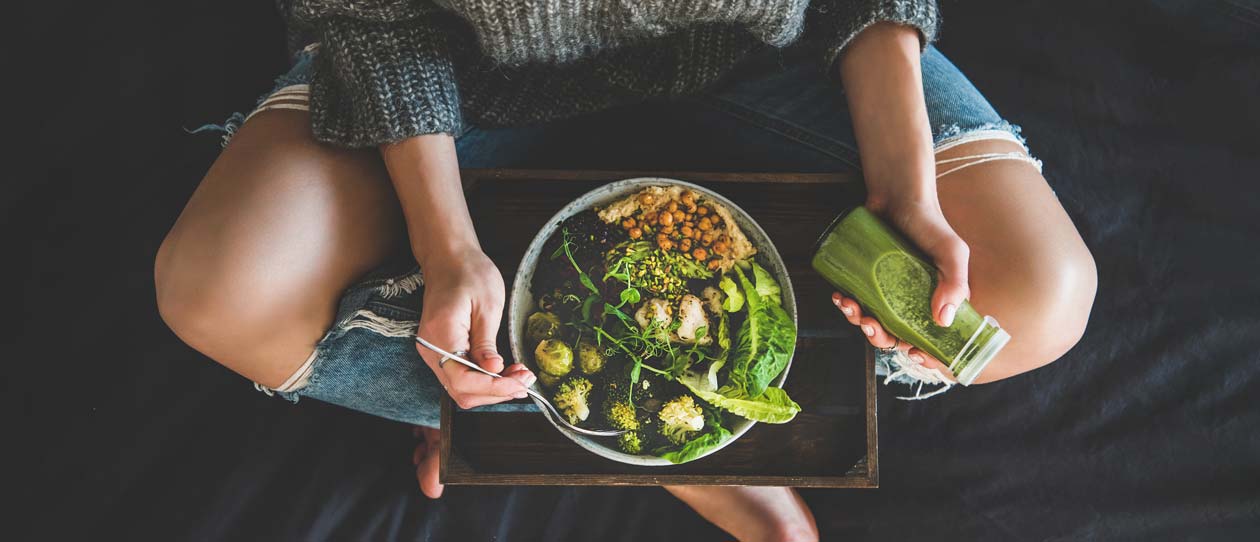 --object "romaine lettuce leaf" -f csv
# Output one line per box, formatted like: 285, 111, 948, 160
727, 265, 796, 398
718, 276, 744, 312
658, 412, 732, 464
680, 370, 801, 424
